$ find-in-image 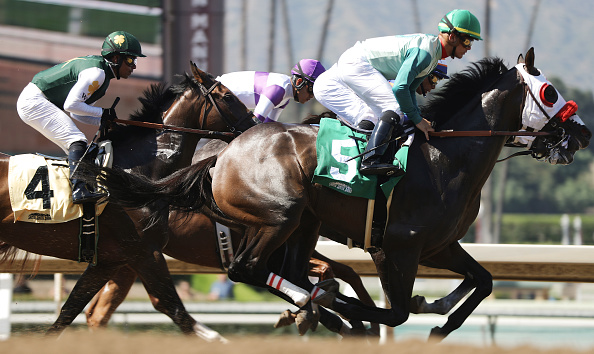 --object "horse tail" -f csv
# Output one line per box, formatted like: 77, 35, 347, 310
92, 156, 217, 211
0, 242, 40, 276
